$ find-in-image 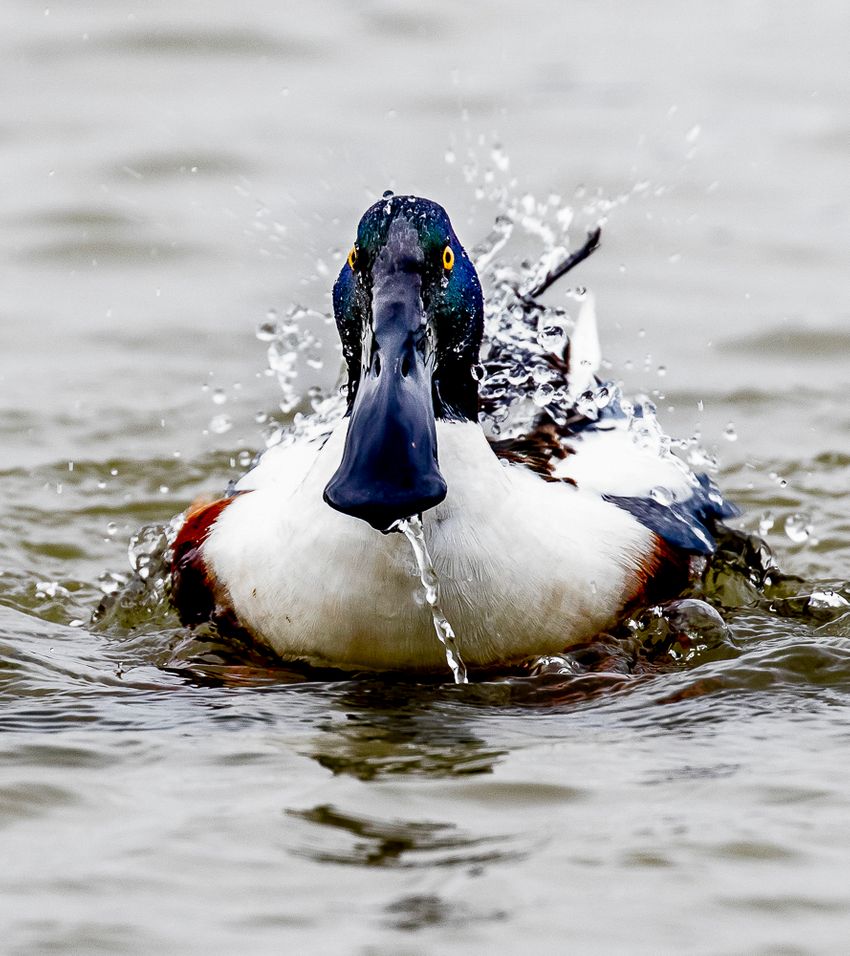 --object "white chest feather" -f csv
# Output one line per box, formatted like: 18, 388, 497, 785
204, 422, 656, 670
